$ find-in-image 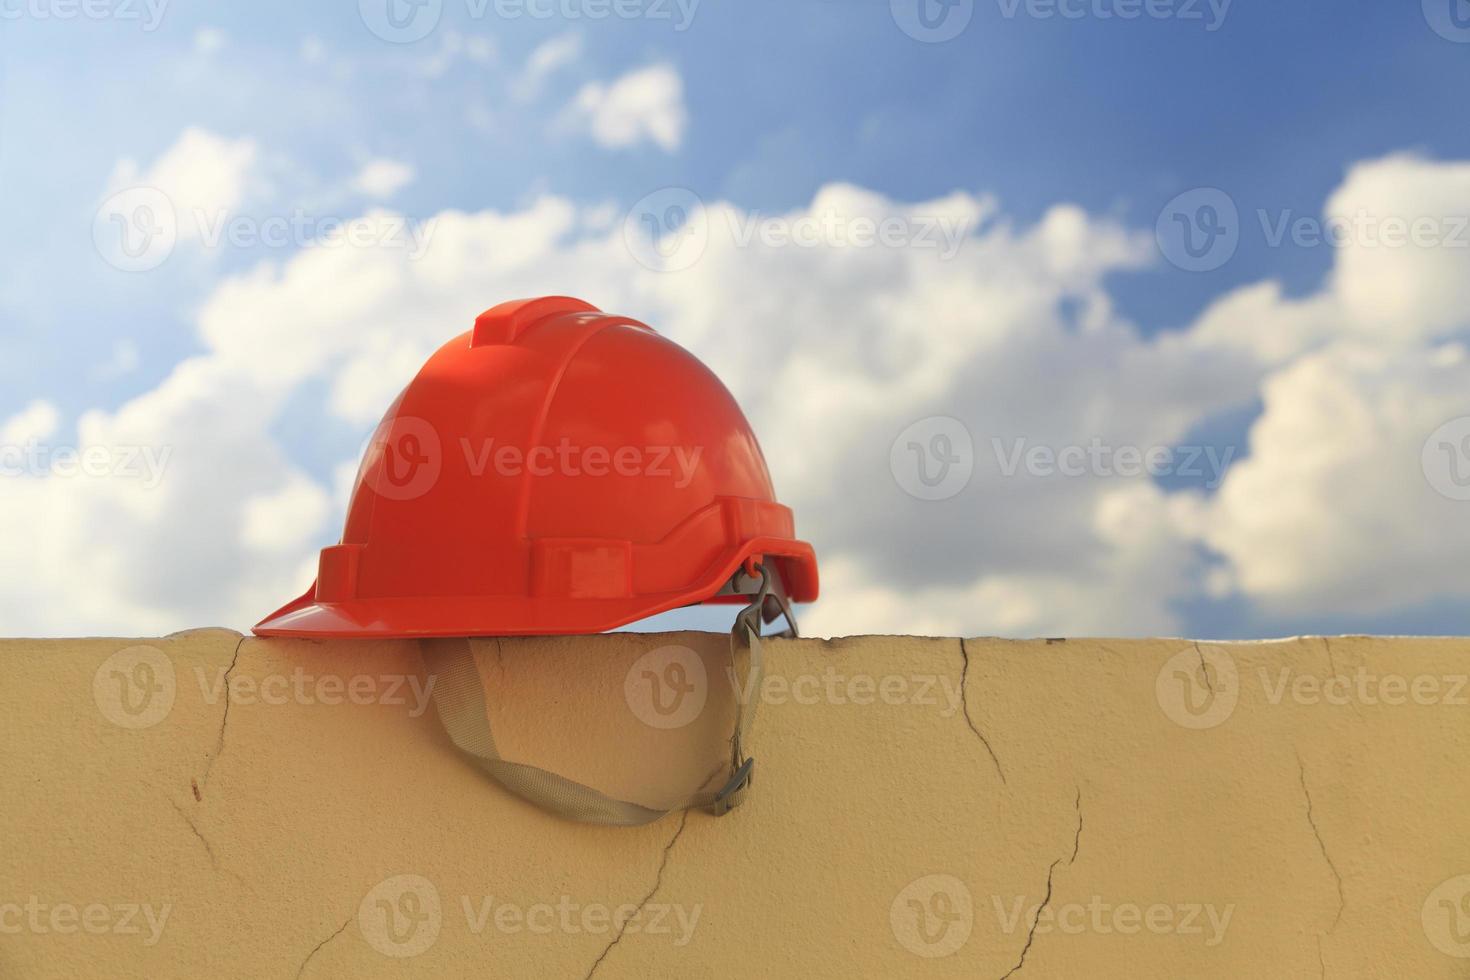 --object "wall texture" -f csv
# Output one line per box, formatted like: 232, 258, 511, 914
2, 629, 1469, 978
